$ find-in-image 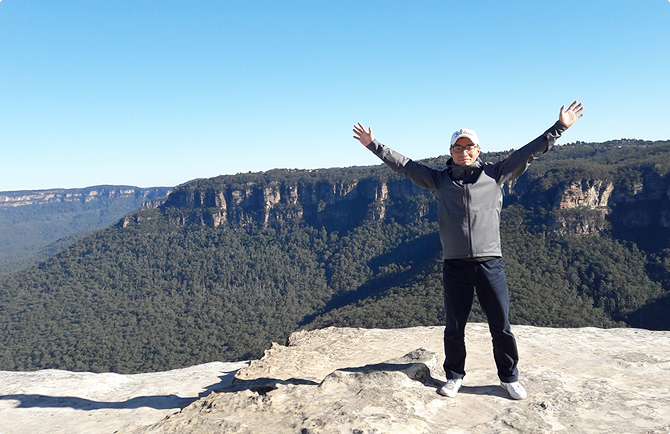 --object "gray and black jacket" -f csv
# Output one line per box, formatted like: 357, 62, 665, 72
366, 121, 569, 260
